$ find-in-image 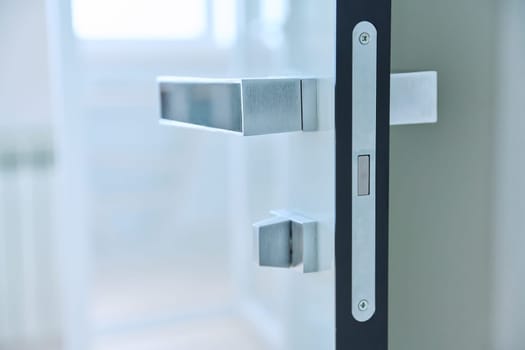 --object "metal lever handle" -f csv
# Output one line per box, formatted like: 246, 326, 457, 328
158, 73, 437, 135
158, 78, 317, 136
253, 211, 319, 273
